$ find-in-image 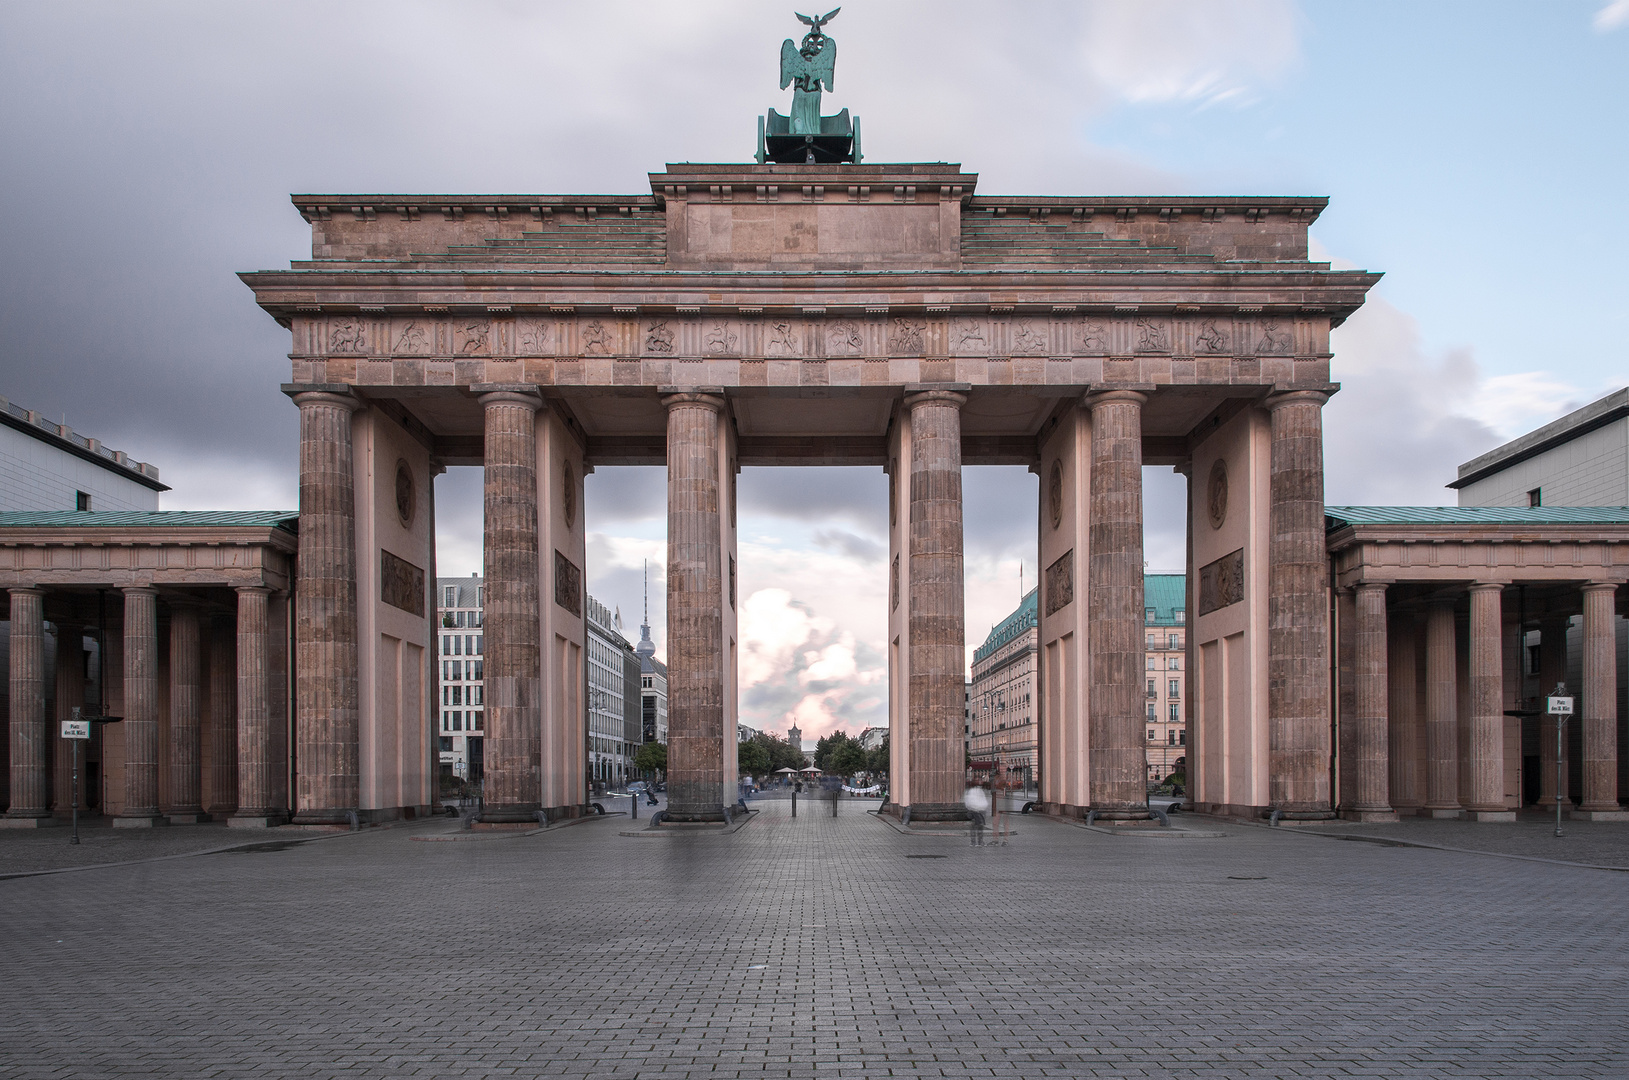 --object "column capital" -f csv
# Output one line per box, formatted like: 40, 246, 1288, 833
1354, 581, 1388, 597
287, 387, 361, 413
1264, 388, 1329, 411
8, 586, 43, 598
1467, 581, 1506, 596
903, 389, 967, 411
661, 391, 725, 413
1581, 580, 1625, 595
476, 387, 543, 411
121, 585, 158, 597
234, 584, 272, 598
1083, 388, 1148, 409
